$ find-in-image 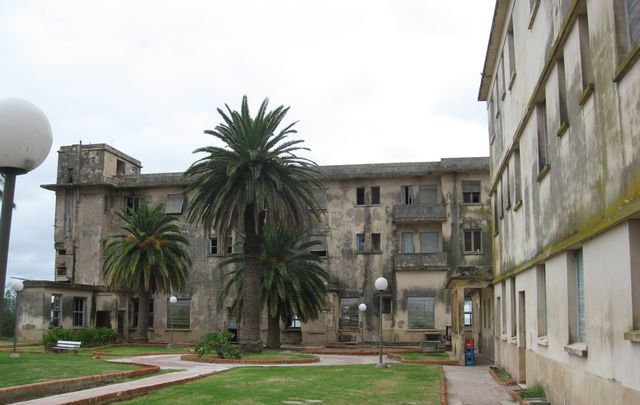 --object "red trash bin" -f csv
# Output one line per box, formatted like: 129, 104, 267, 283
464, 338, 475, 349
